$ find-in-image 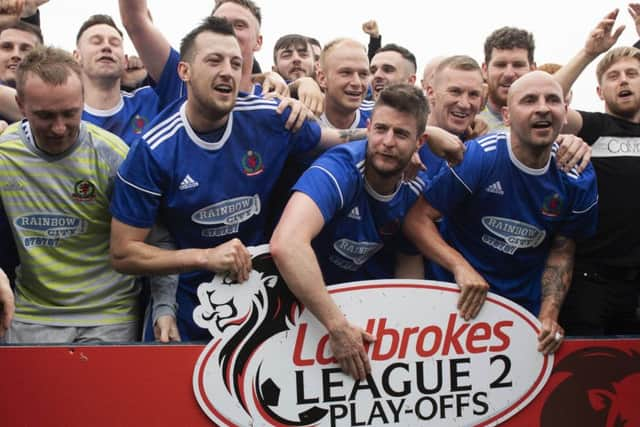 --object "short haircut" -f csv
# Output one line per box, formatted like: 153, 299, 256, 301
76, 14, 123, 44
434, 54, 482, 81
212, 0, 262, 26
319, 38, 366, 70
374, 43, 417, 73
375, 83, 428, 136
272, 34, 310, 64
596, 46, 640, 83
484, 26, 535, 64
16, 46, 82, 98
0, 20, 43, 44
179, 16, 236, 63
